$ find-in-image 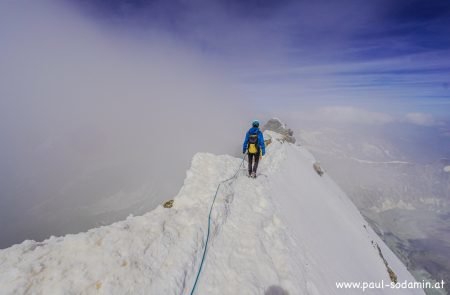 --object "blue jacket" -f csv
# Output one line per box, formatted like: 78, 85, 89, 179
243, 127, 265, 155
